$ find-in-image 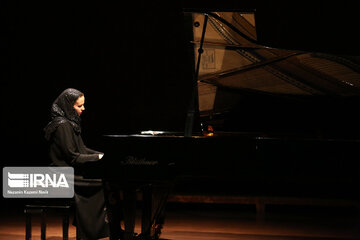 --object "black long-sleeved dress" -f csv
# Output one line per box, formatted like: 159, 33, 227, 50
49, 120, 109, 240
